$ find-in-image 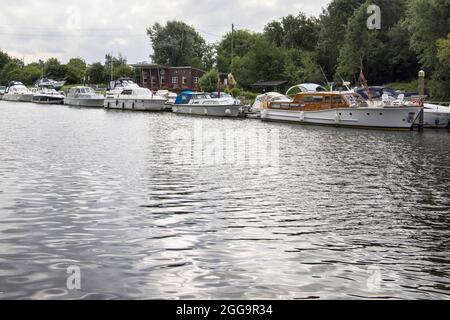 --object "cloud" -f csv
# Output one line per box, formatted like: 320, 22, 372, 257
0, 0, 331, 64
